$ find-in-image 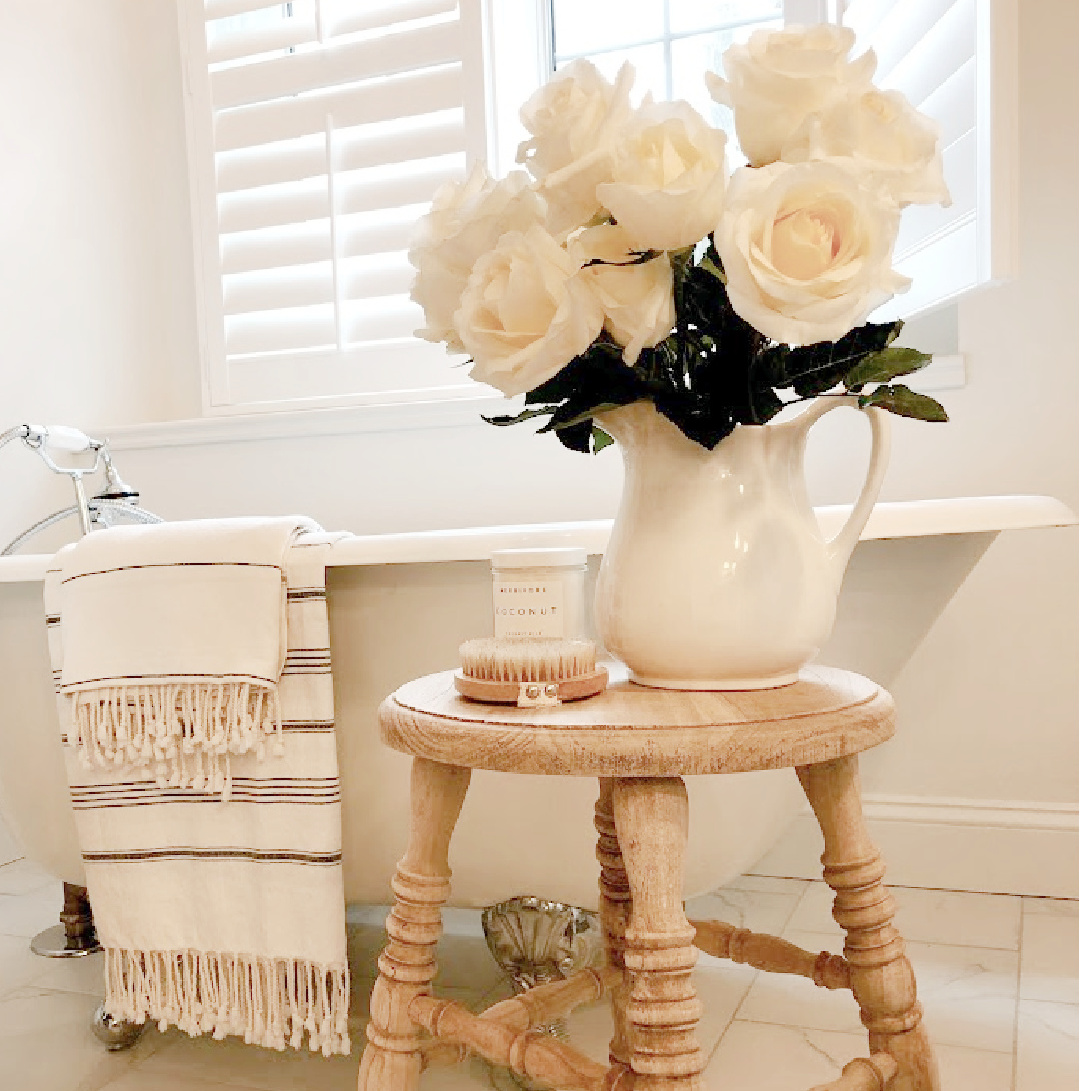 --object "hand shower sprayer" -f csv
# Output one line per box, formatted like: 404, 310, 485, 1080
1, 424, 162, 554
